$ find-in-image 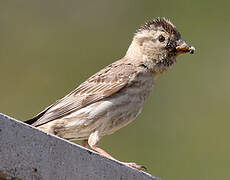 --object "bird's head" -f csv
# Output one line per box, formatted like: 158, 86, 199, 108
126, 17, 195, 73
